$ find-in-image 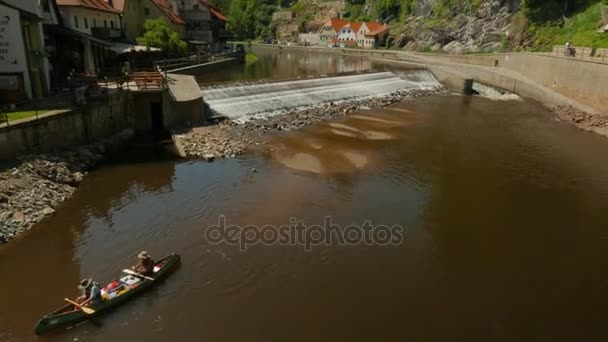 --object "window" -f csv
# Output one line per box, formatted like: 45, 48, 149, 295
84, 18, 88, 29
110, 21, 114, 28
145, 7, 150, 15
74, 16, 79, 28
193, 4, 199, 9
93, 18, 96, 27
104, 20, 107, 28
